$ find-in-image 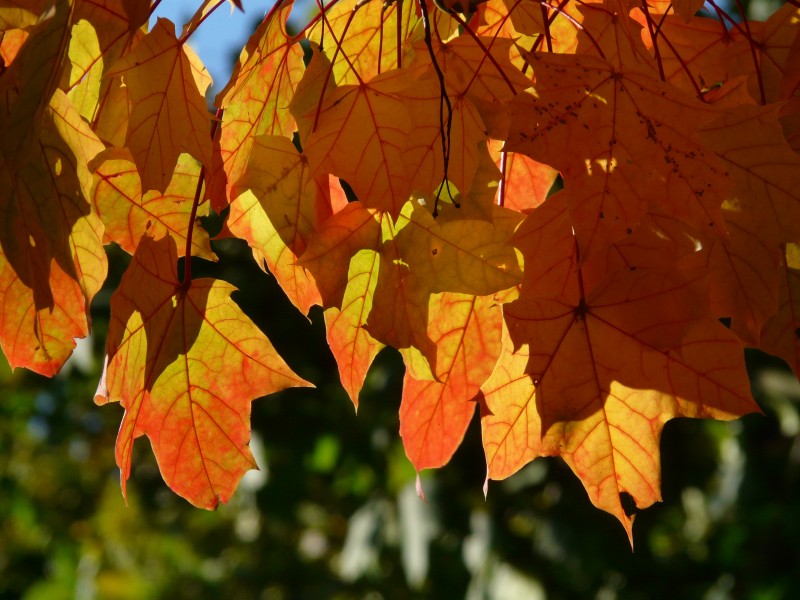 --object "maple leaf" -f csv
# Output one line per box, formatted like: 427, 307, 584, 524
324, 249, 385, 407
302, 200, 522, 388
211, 0, 304, 207
760, 244, 800, 378
308, 0, 422, 85
482, 204, 760, 537
0, 90, 106, 376
400, 292, 502, 471
368, 201, 522, 374
91, 149, 217, 260
95, 235, 312, 509
106, 18, 213, 194
227, 135, 332, 314
506, 50, 730, 256
301, 68, 416, 217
